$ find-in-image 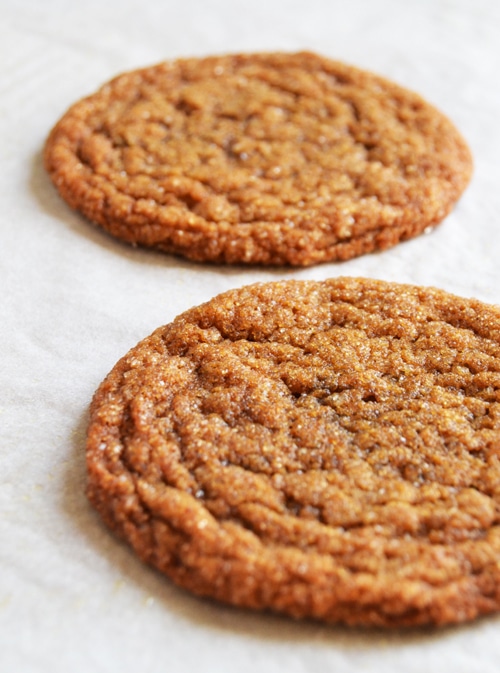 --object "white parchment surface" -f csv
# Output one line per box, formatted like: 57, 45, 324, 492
2, 1, 500, 670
